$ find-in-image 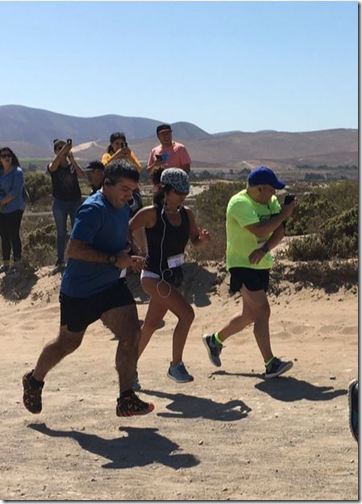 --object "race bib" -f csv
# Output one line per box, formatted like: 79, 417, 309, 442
167, 254, 185, 269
